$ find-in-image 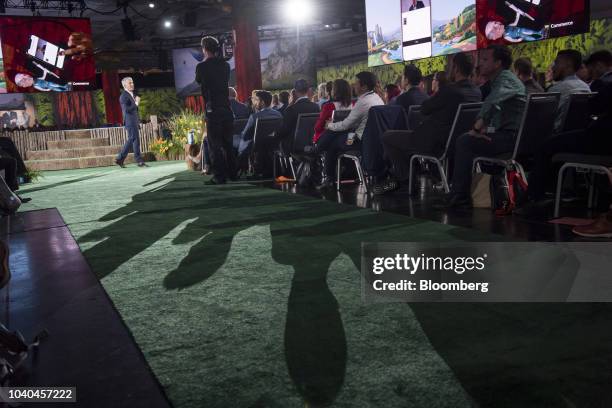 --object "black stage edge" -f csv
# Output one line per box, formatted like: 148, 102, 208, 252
0, 209, 172, 408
